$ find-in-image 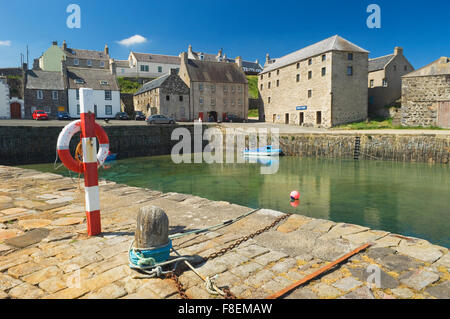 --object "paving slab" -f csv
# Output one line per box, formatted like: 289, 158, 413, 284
400, 269, 440, 291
